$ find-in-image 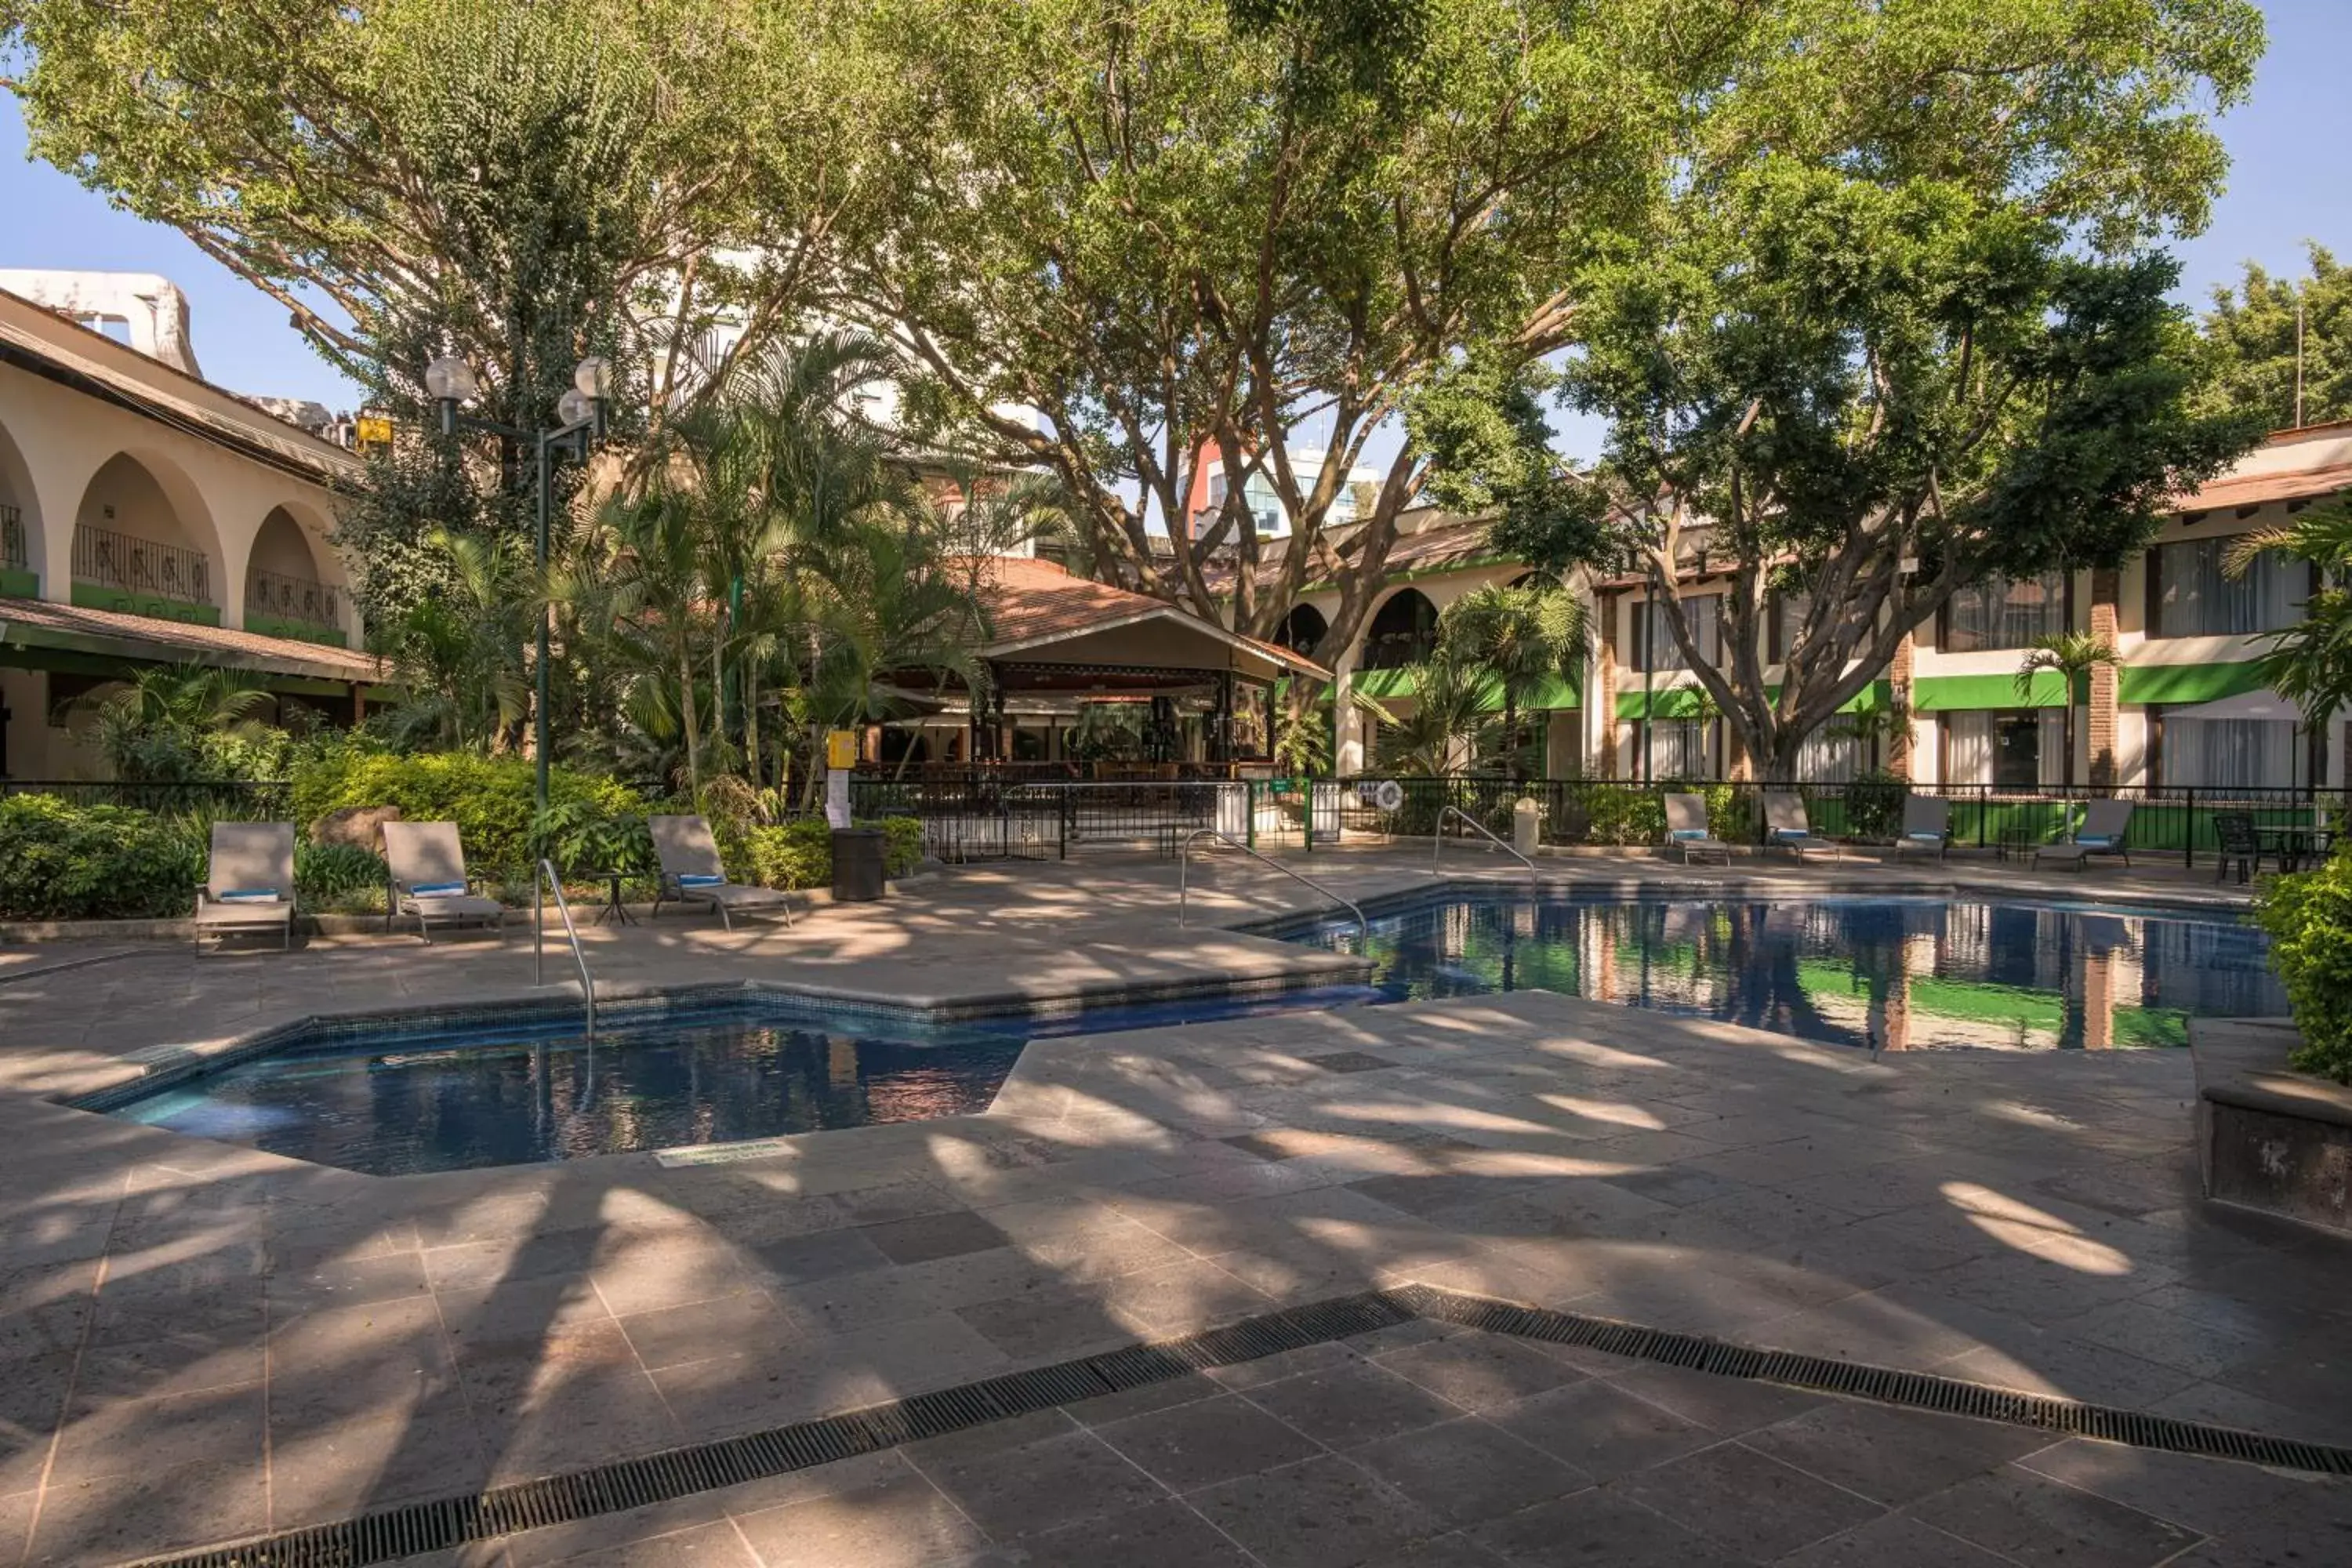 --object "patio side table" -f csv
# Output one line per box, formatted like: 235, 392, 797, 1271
579, 869, 637, 926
